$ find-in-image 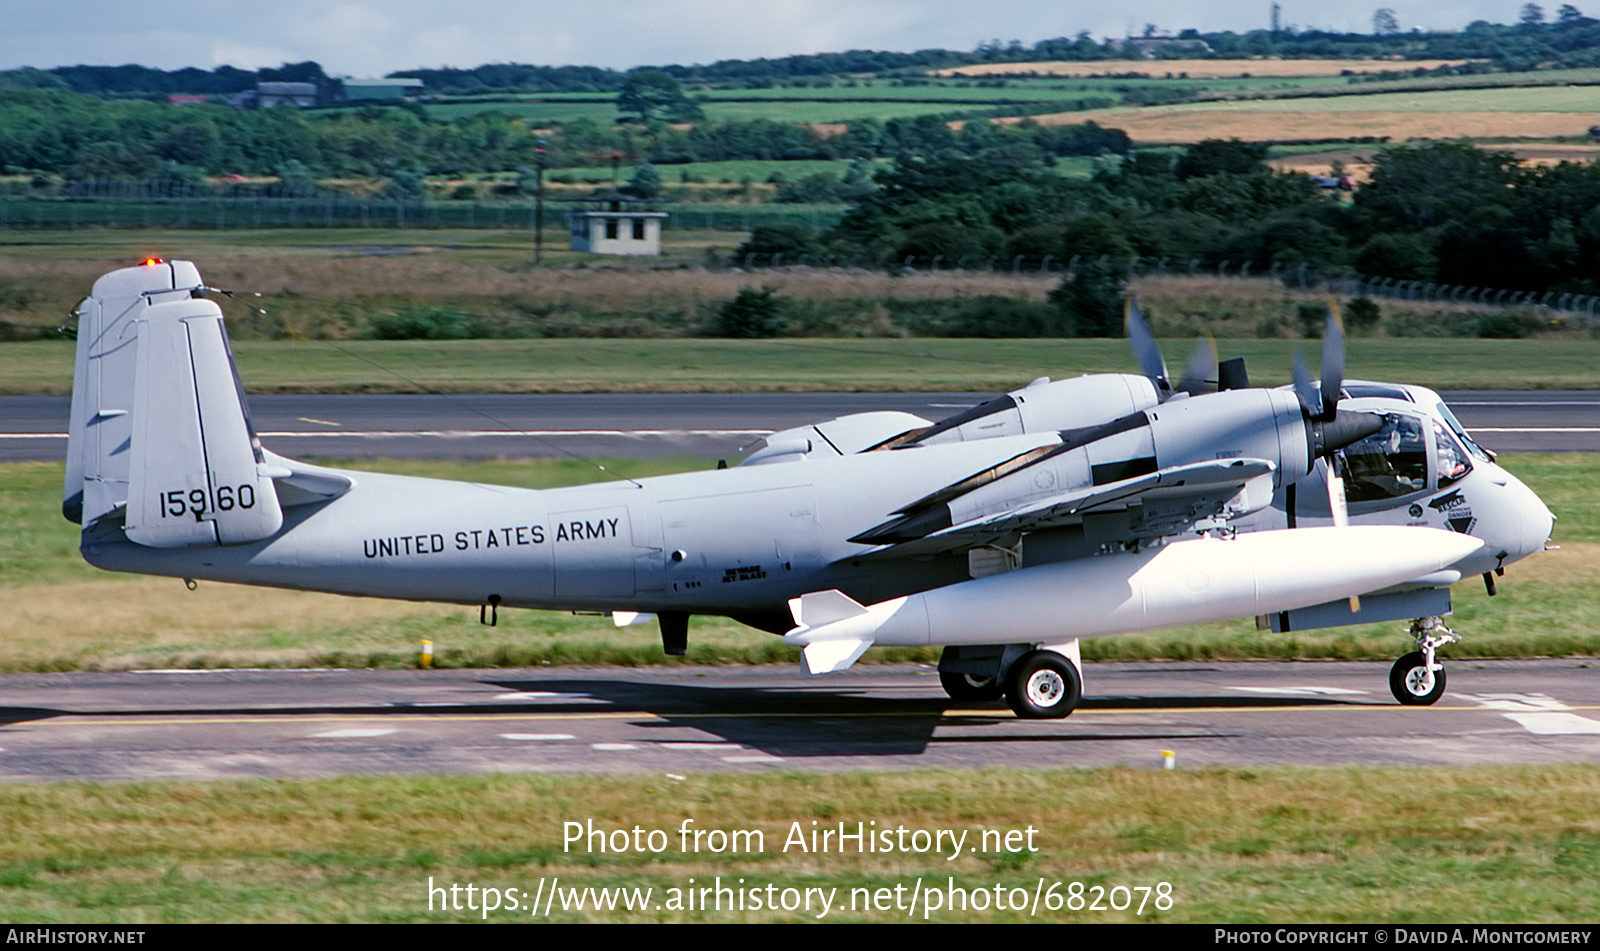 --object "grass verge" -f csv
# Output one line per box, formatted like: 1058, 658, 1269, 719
1, 455, 1593, 672
6, 336, 1600, 395
0, 765, 1596, 922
